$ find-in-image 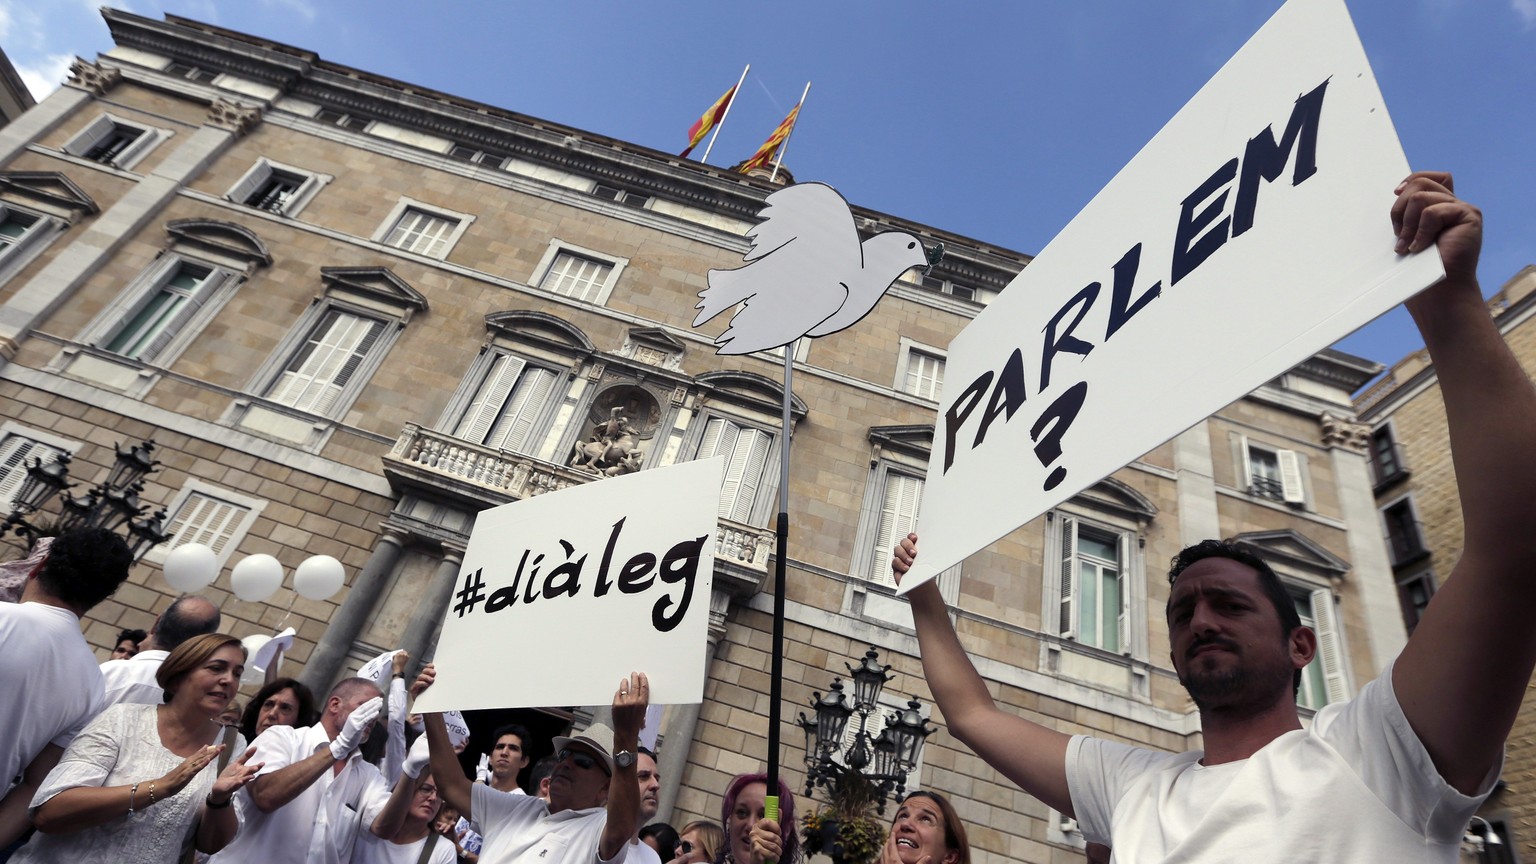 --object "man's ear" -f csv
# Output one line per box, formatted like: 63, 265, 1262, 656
1290, 625, 1318, 670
